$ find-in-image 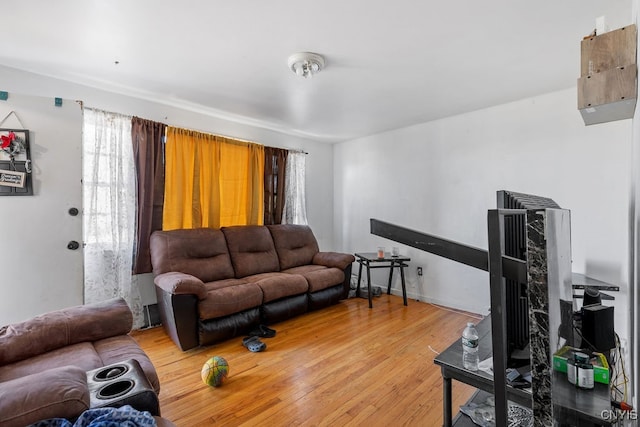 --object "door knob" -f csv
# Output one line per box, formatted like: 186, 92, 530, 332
67, 241, 80, 250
